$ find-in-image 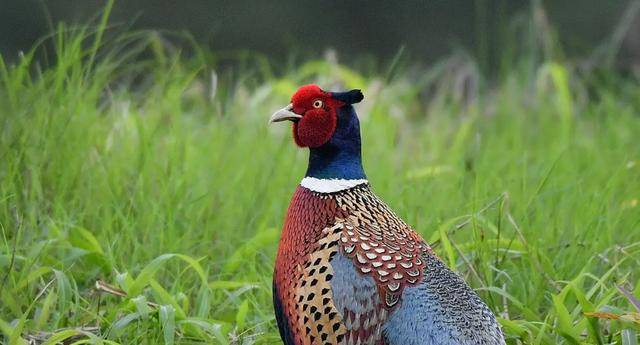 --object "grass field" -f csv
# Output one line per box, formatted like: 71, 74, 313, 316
1, 9, 640, 345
